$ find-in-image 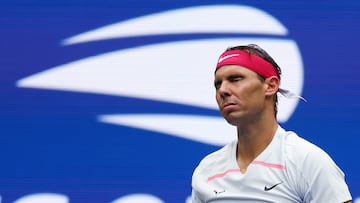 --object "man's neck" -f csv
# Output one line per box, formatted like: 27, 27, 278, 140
235, 119, 278, 173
